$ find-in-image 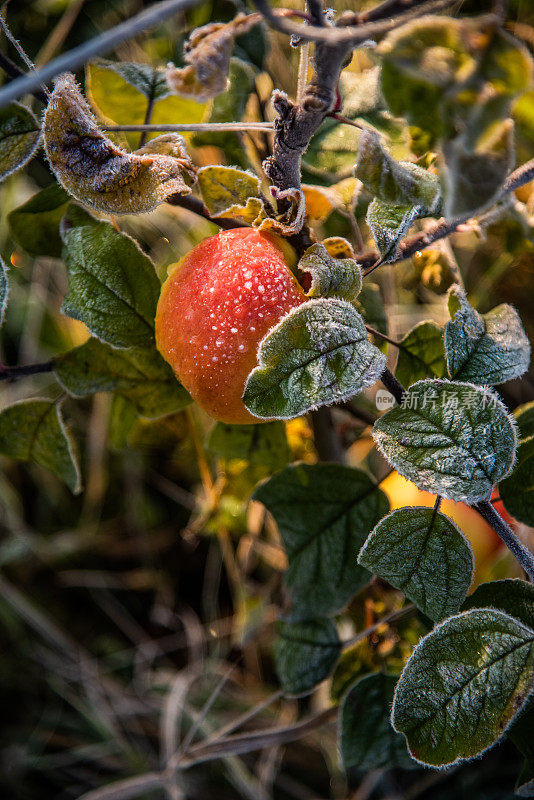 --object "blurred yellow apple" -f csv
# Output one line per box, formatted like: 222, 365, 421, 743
380, 471, 504, 586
